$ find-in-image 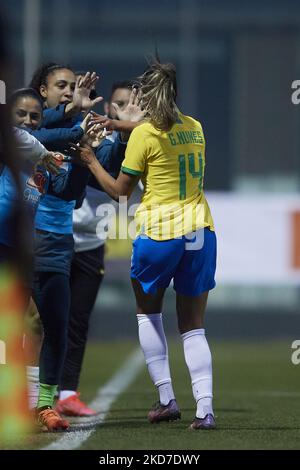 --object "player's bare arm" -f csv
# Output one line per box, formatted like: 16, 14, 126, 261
69, 142, 138, 201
